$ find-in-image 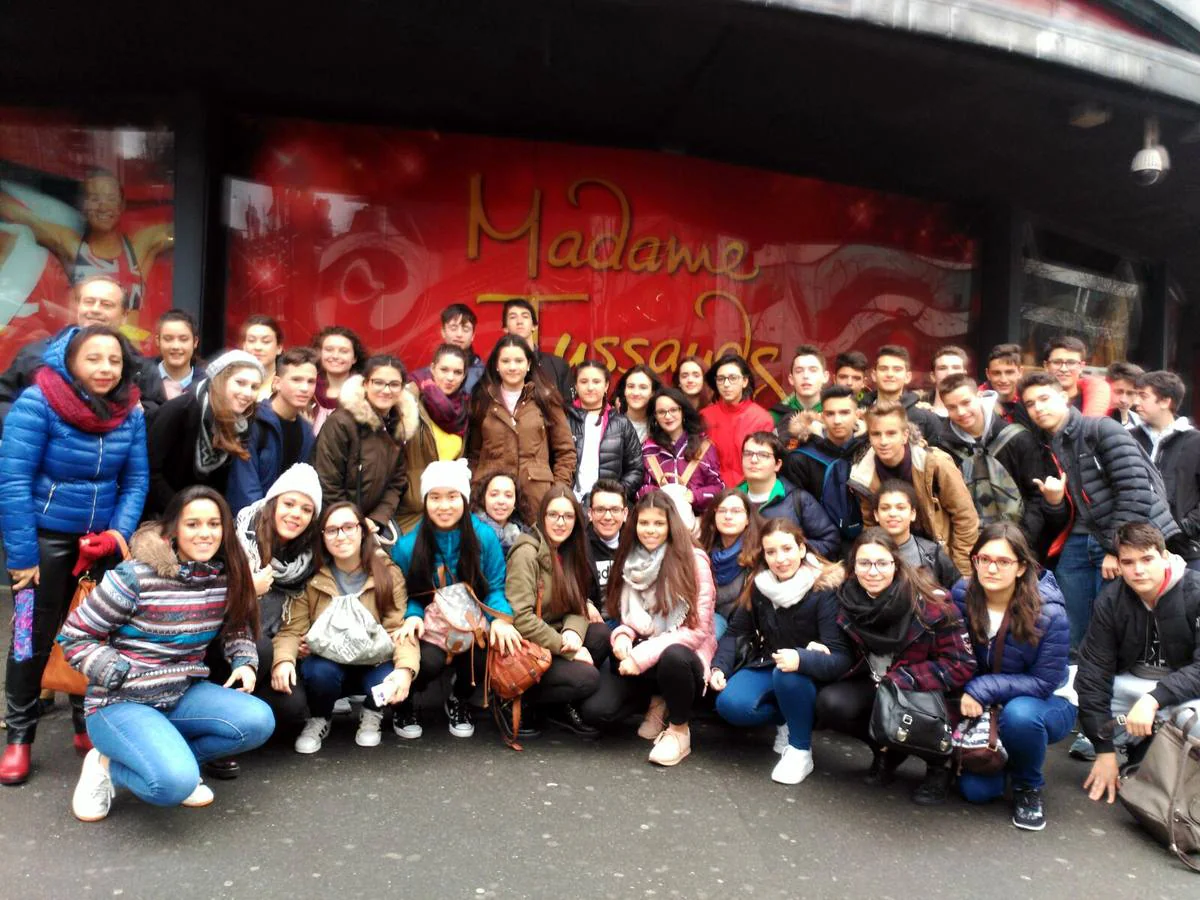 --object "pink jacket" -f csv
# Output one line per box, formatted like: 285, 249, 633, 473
612, 547, 717, 674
